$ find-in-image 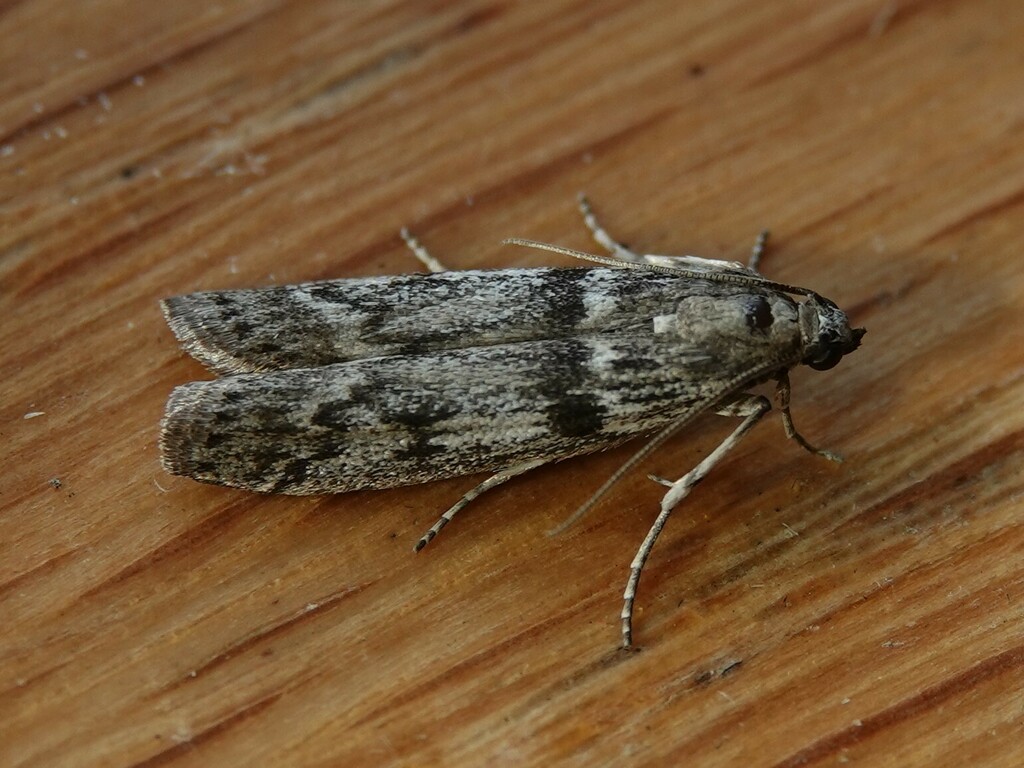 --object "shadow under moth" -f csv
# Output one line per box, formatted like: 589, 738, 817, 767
160, 196, 864, 647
